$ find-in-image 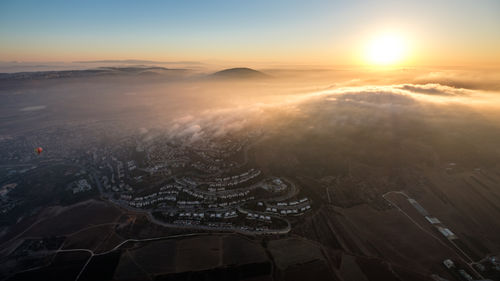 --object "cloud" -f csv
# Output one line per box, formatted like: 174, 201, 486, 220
165, 106, 266, 142
413, 70, 500, 91
395, 84, 471, 96
20, 105, 46, 111
161, 83, 493, 141
310, 83, 483, 107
